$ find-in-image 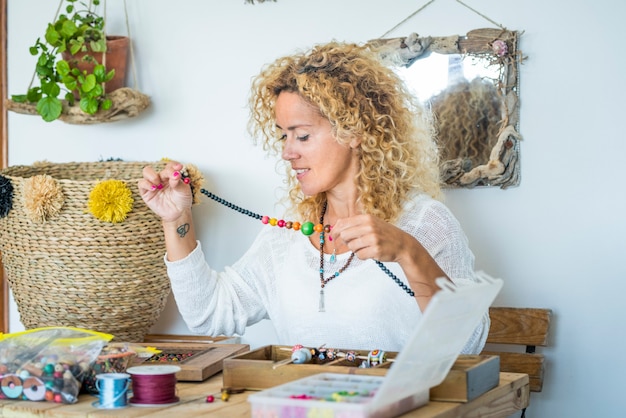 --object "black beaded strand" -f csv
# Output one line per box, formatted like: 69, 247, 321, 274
199, 188, 415, 298
201, 189, 262, 221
